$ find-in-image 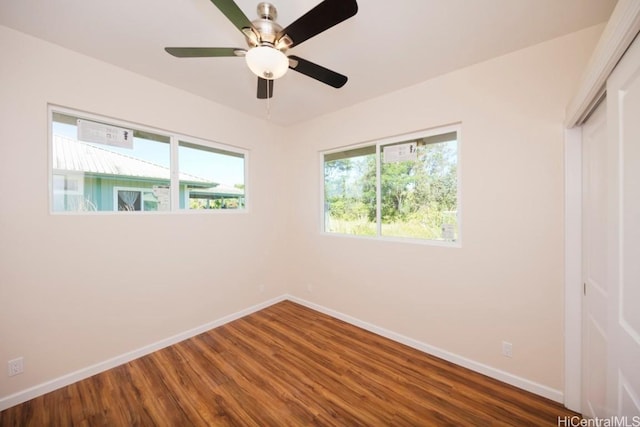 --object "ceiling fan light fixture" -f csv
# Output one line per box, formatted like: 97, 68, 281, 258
245, 45, 289, 80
